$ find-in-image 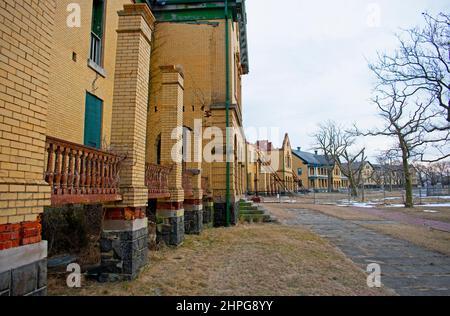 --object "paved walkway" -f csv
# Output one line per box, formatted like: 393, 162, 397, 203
276, 207, 450, 296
